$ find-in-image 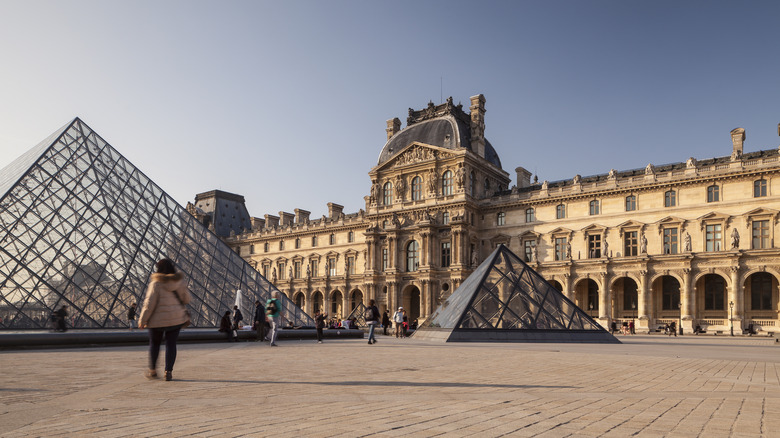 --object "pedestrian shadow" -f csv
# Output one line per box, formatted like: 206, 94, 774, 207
174, 379, 577, 389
